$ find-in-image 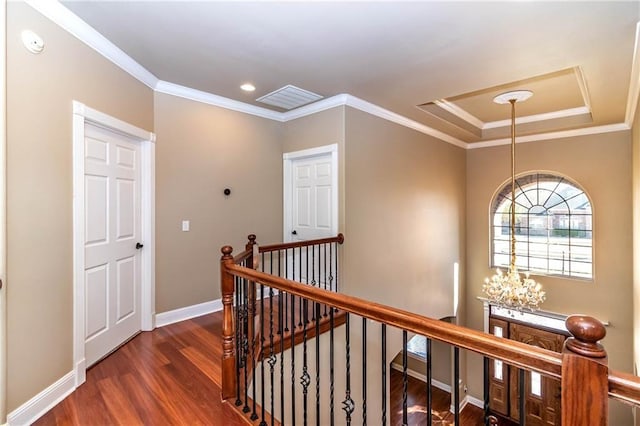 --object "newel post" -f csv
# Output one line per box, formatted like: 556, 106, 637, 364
220, 245, 236, 401
561, 315, 608, 425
